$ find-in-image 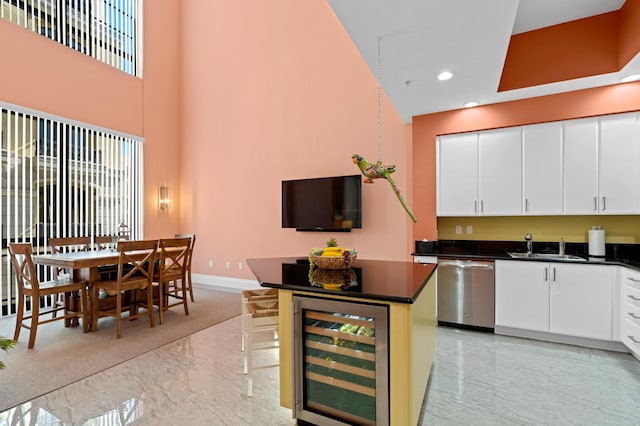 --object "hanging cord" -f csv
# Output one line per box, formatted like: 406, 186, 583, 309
377, 36, 382, 163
